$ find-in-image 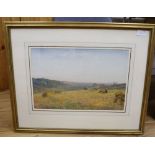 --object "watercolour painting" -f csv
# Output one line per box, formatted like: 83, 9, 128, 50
30, 47, 130, 111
